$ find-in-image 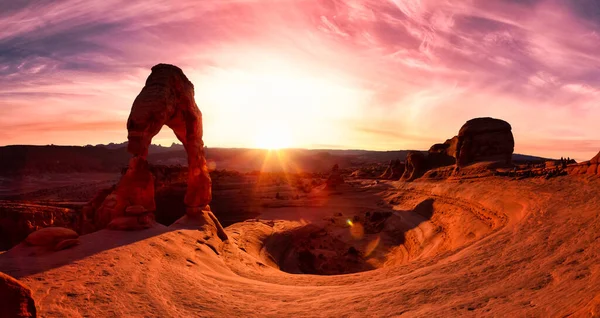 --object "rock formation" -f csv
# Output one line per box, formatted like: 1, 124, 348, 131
402, 118, 514, 182
25, 227, 80, 251
427, 136, 458, 168
455, 118, 514, 167
400, 151, 427, 181
567, 151, 600, 176
87, 64, 214, 231
379, 159, 405, 180
325, 164, 345, 189
0, 272, 36, 318
0, 202, 80, 251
